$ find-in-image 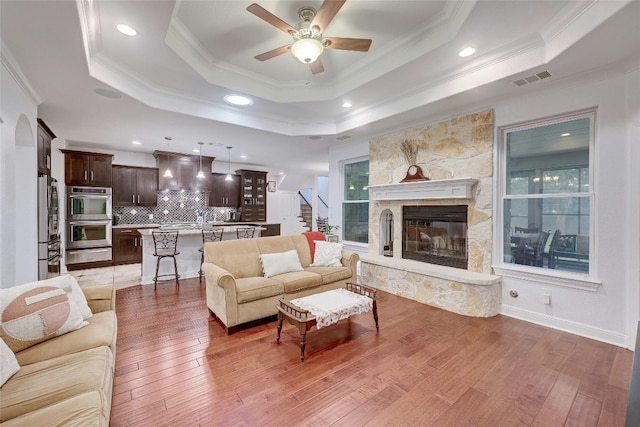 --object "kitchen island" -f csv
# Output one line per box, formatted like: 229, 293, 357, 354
138, 223, 269, 285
